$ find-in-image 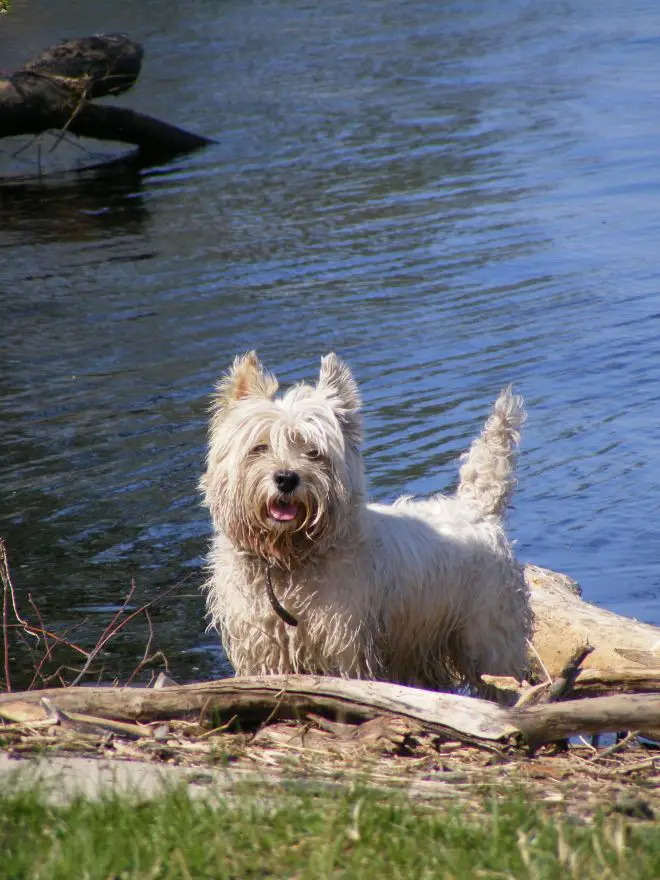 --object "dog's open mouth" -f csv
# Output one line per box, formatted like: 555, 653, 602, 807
268, 500, 300, 523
